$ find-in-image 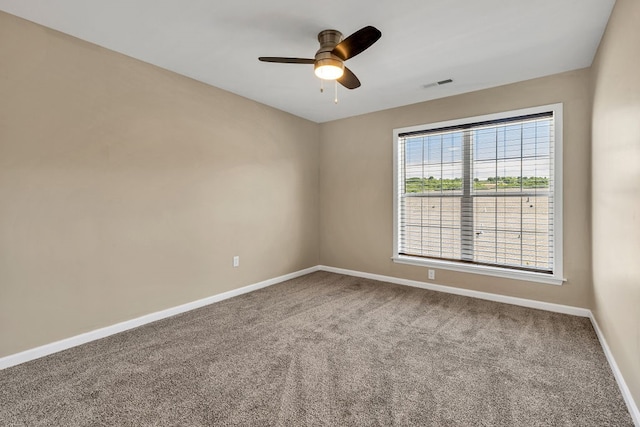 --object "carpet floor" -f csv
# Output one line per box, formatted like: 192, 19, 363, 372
0, 271, 634, 426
